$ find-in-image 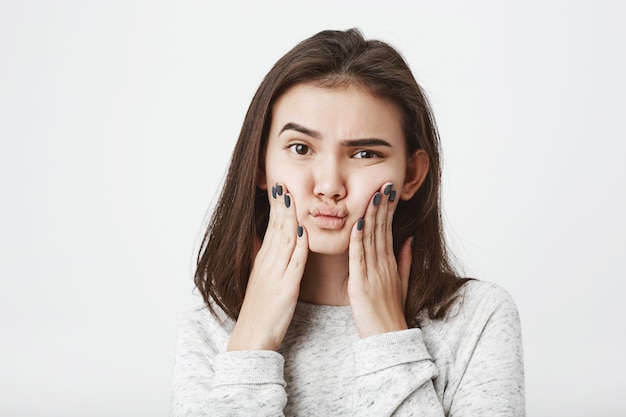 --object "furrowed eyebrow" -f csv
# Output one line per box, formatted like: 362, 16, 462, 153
340, 138, 392, 148
279, 122, 391, 147
279, 122, 322, 139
